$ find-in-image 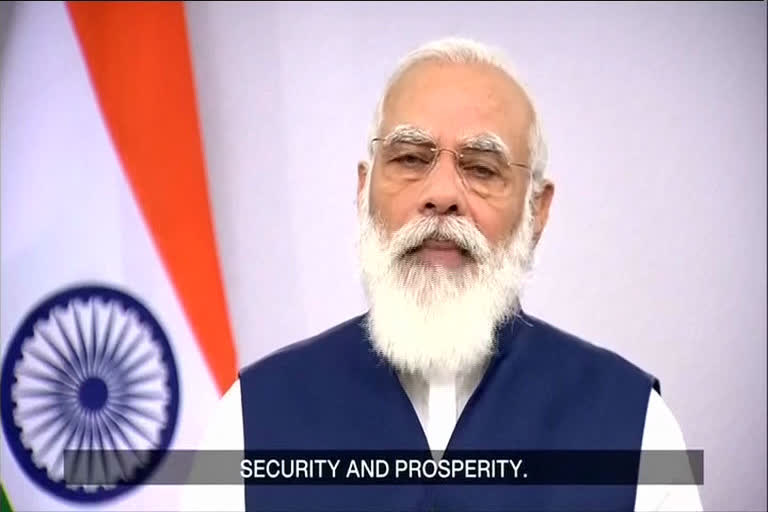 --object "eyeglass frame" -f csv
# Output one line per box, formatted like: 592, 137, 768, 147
369, 135, 531, 197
